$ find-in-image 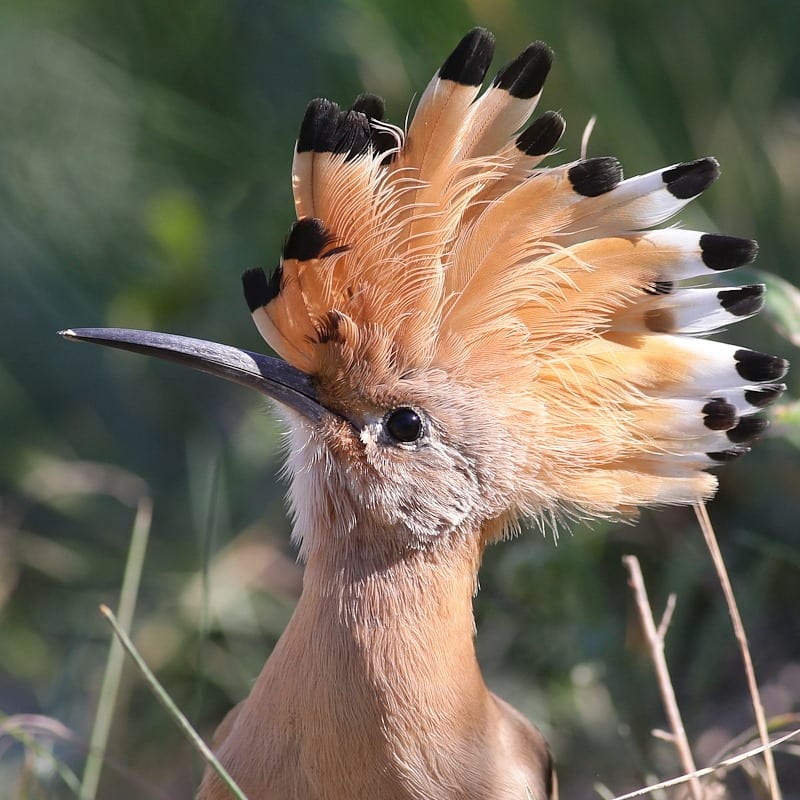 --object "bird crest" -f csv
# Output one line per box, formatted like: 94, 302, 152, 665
242, 28, 787, 525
